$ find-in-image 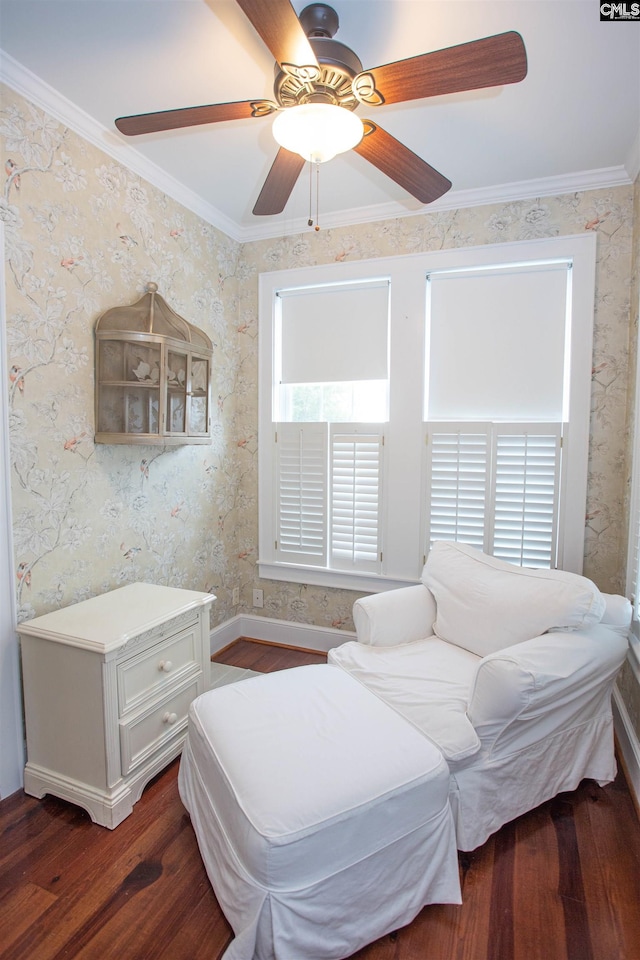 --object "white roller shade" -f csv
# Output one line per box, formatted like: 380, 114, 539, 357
427, 262, 569, 420
279, 281, 389, 384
